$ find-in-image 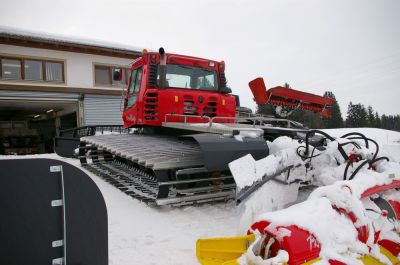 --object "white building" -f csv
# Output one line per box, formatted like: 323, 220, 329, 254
0, 27, 140, 153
